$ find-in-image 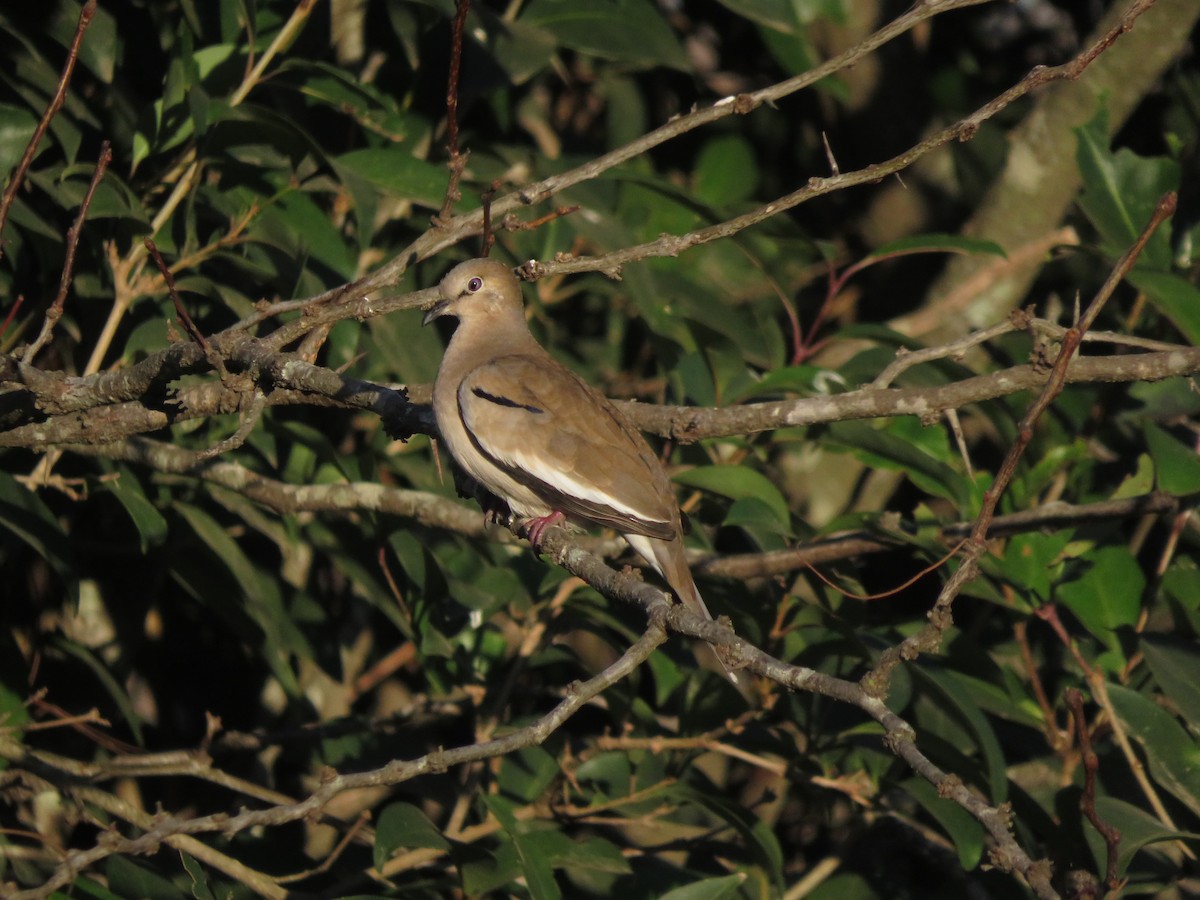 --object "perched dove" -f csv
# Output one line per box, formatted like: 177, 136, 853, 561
425, 258, 734, 679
